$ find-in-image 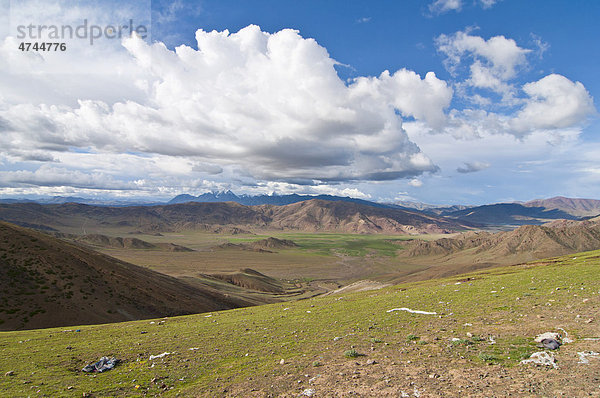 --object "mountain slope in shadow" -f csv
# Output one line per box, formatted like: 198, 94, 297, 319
0, 222, 256, 331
